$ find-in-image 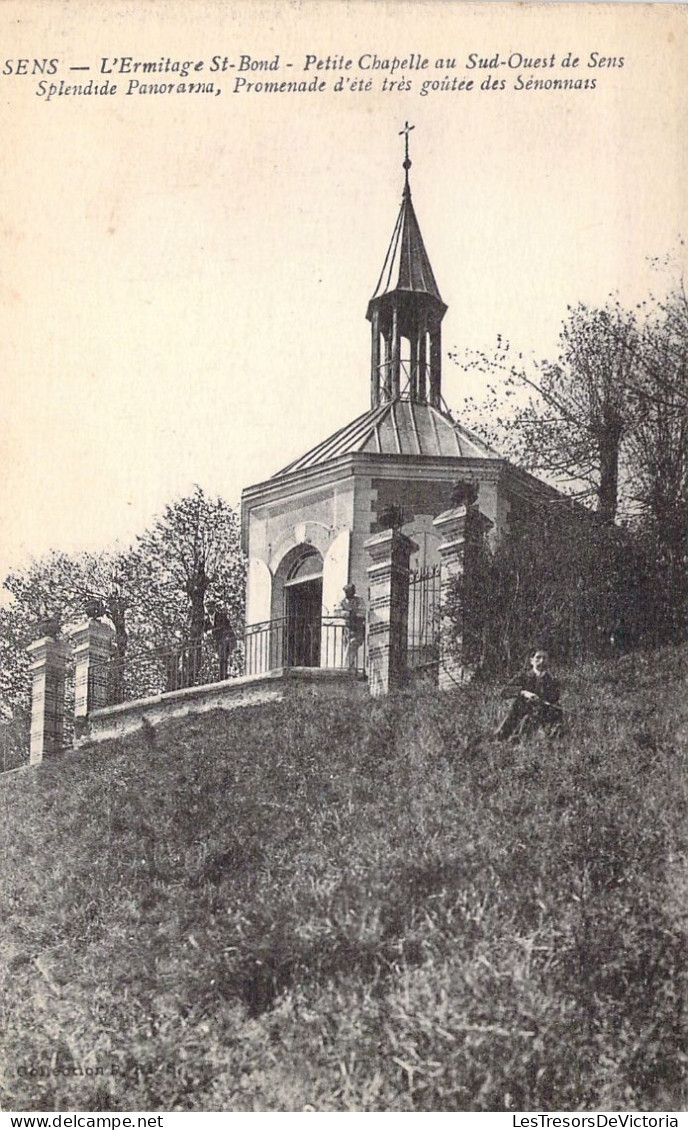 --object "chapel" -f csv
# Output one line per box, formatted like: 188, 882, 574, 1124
240, 128, 558, 670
